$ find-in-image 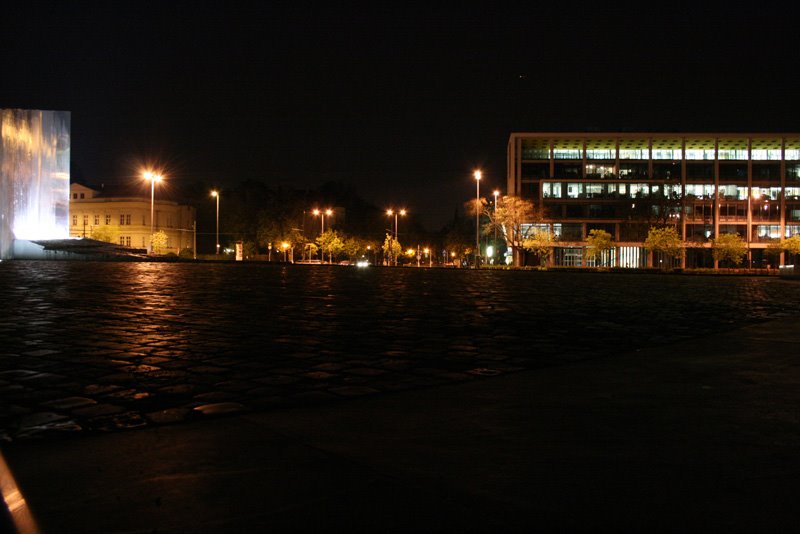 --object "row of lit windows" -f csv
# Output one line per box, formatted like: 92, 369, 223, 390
70, 213, 176, 227
541, 182, 800, 200
524, 148, 799, 161
522, 223, 800, 241
71, 214, 132, 226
